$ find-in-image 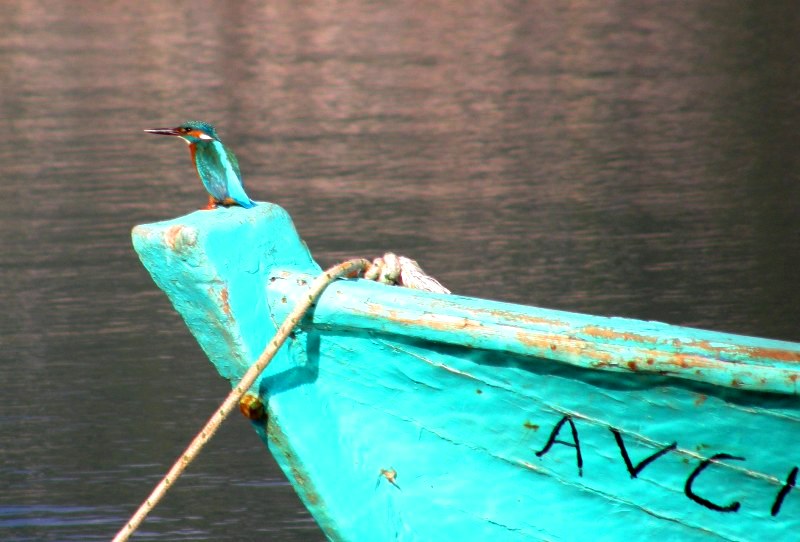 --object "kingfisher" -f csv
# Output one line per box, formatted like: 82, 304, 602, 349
145, 120, 256, 209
